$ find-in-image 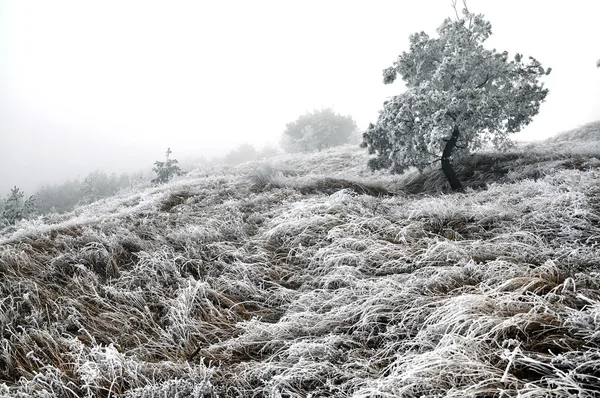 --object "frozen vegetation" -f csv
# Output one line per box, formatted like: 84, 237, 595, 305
1, 122, 600, 397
